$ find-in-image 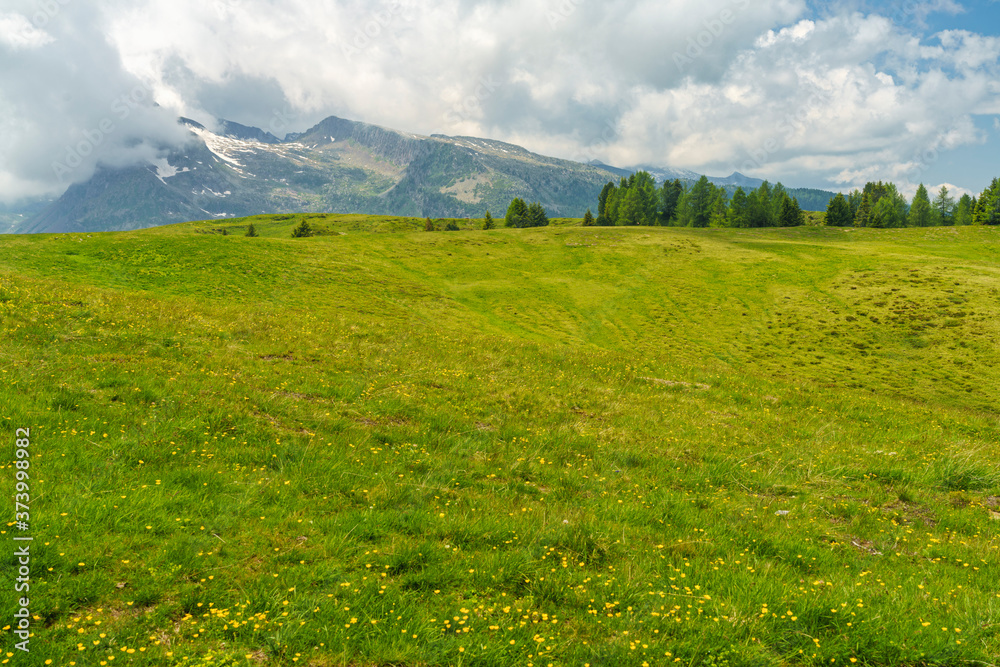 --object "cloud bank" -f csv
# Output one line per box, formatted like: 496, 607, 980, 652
1, 0, 998, 204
